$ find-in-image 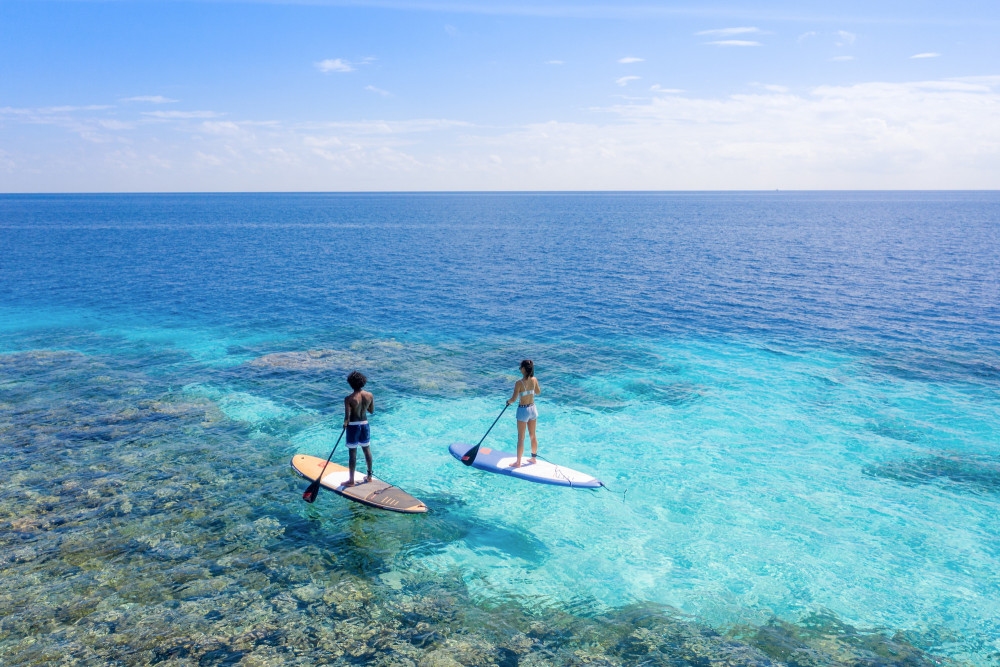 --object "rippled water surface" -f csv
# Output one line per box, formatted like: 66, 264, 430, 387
1, 192, 999, 665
